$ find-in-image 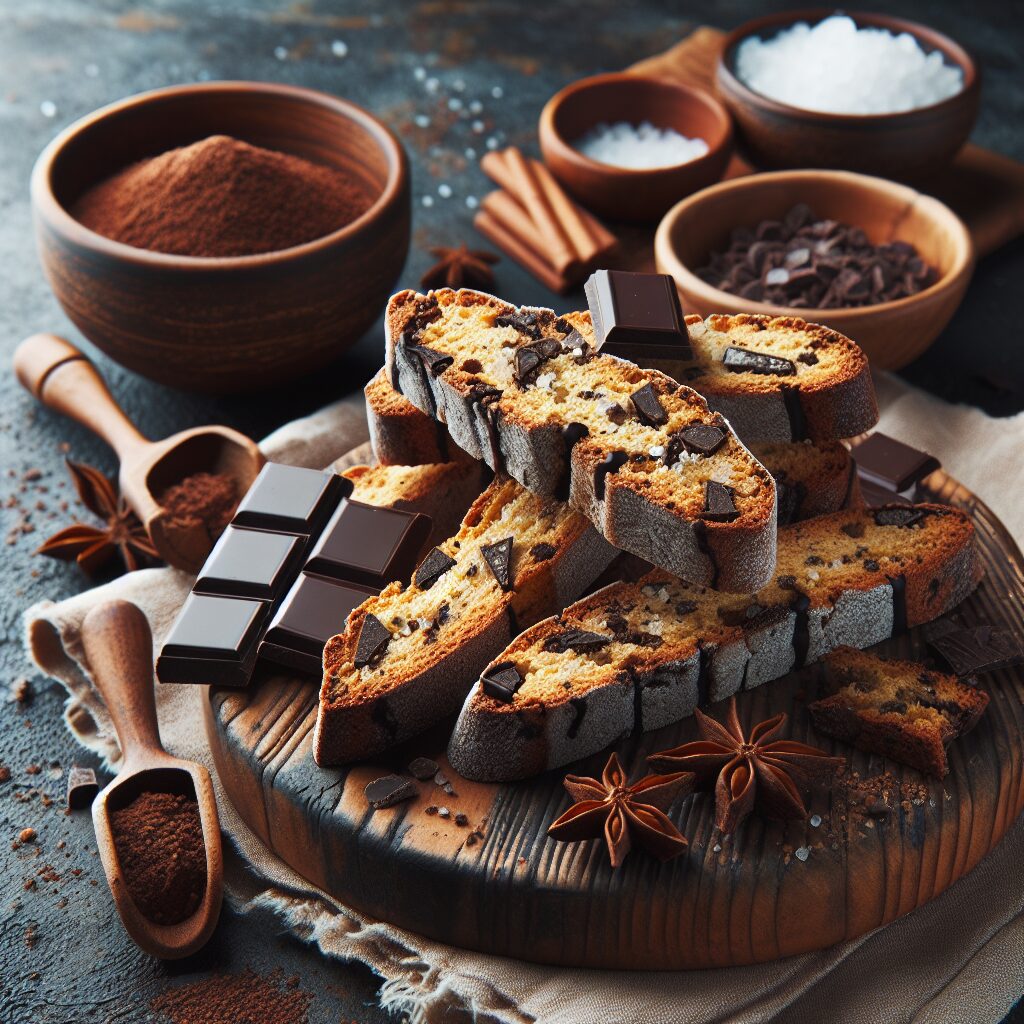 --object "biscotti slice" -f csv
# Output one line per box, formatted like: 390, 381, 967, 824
341, 461, 486, 548
808, 647, 989, 777
314, 475, 616, 764
751, 440, 859, 524
386, 287, 777, 592
449, 503, 978, 781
